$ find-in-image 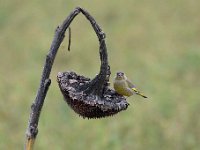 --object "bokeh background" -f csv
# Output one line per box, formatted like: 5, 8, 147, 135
1, 0, 200, 149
